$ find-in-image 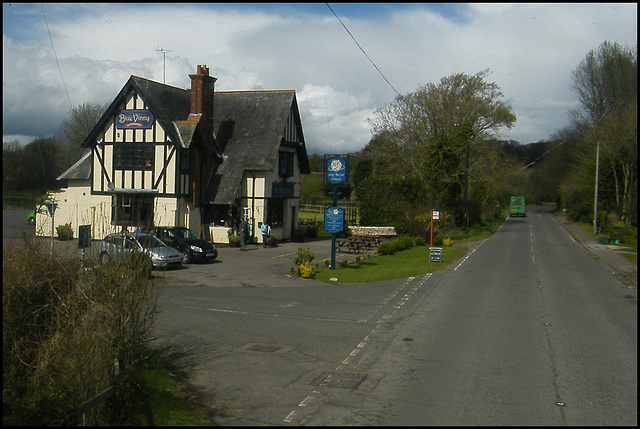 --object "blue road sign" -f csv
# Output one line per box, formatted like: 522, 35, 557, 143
78, 225, 91, 248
